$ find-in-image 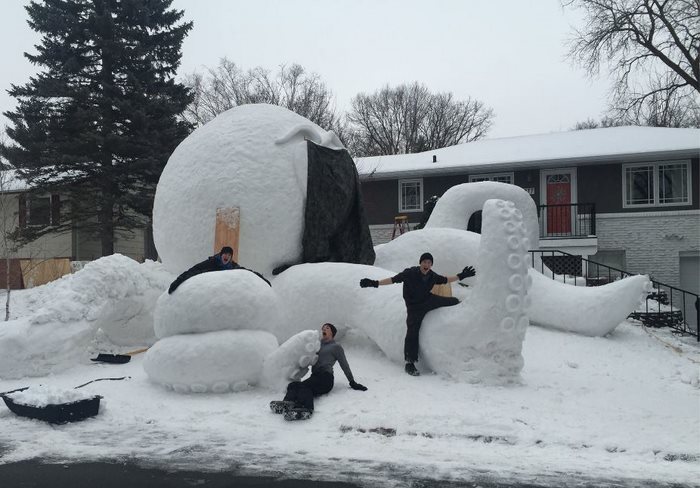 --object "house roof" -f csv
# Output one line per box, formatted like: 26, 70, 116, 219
355, 126, 700, 180
0, 169, 29, 192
